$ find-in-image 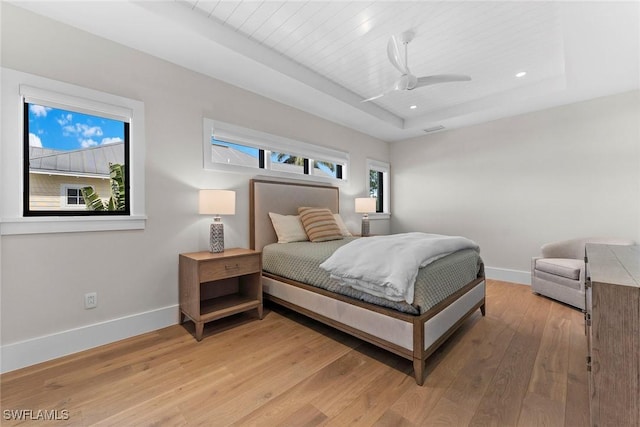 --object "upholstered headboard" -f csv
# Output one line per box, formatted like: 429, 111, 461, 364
250, 179, 339, 251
